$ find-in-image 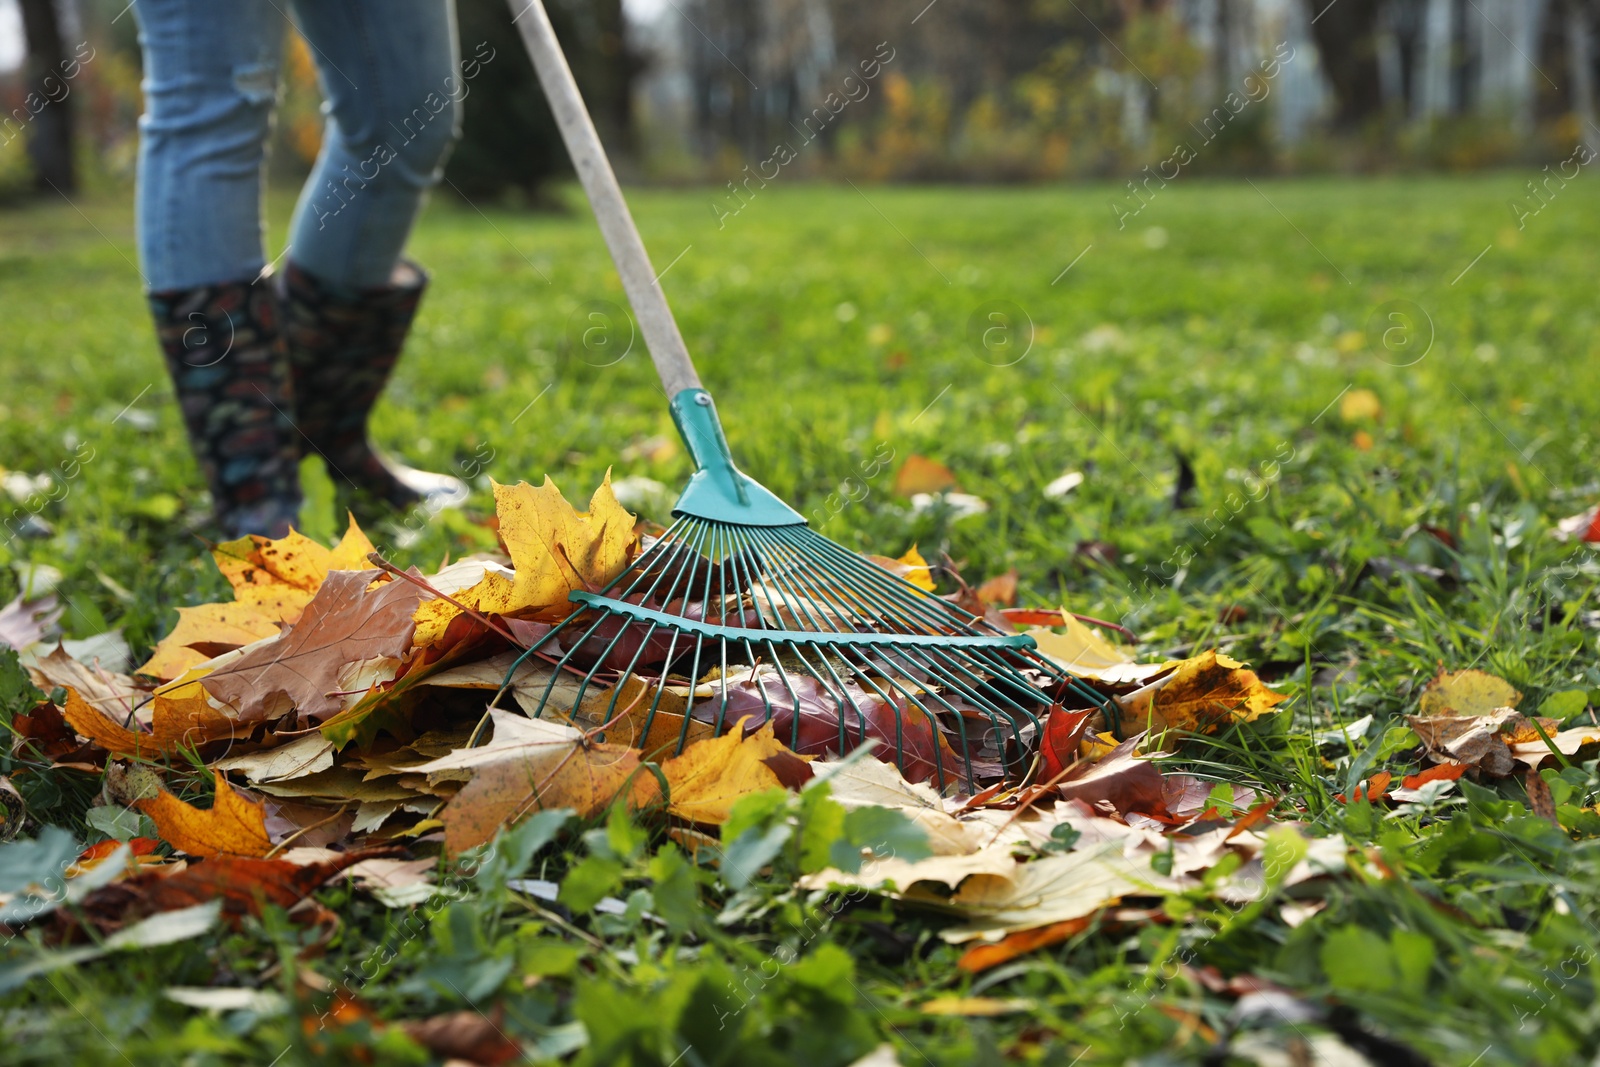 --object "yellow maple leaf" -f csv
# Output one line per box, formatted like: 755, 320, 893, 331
1119, 650, 1287, 736
633, 718, 789, 825
136, 772, 273, 858
136, 602, 282, 681
896, 545, 936, 593
414, 475, 637, 647
1418, 668, 1521, 717
211, 516, 376, 623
